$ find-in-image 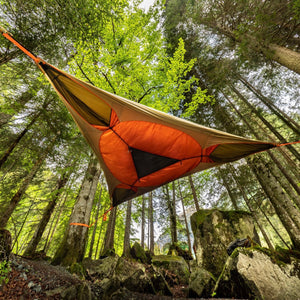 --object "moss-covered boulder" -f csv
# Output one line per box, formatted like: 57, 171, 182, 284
82, 256, 119, 281
191, 209, 259, 277
151, 255, 190, 284
188, 267, 215, 298
130, 242, 149, 264
213, 248, 300, 300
